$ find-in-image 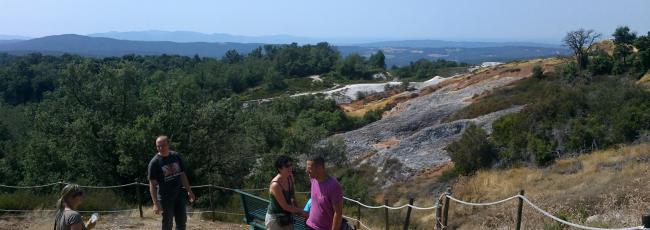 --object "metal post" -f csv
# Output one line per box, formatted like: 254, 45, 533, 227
356, 198, 362, 229
442, 187, 451, 230
385, 199, 389, 230
516, 190, 525, 230
136, 181, 143, 218
403, 198, 414, 230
